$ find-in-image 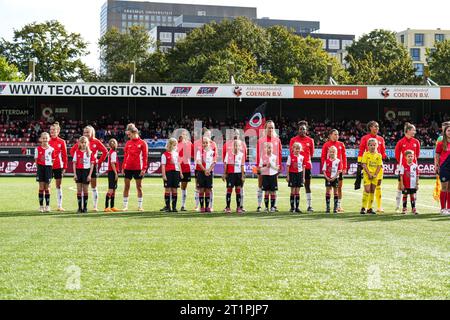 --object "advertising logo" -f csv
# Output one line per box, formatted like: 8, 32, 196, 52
0, 84, 6, 94
233, 86, 243, 97
147, 162, 161, 174
6, 161, 19, 173
197, 87, 218, 96
380, 88, 390, 99
171, 87, 192, 96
